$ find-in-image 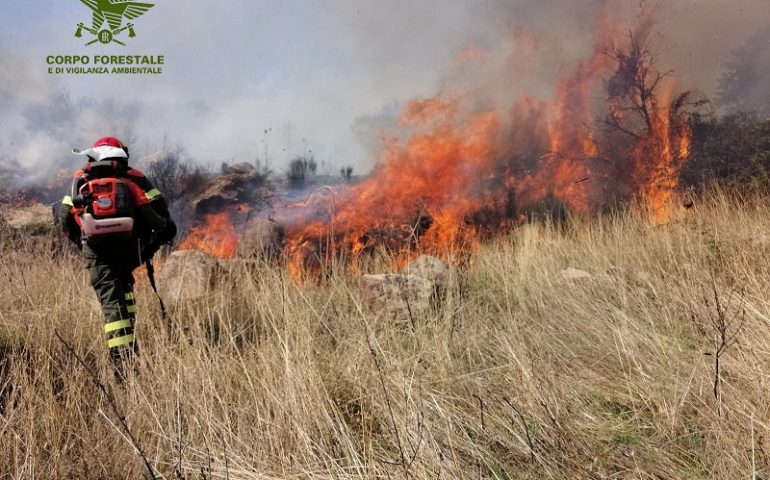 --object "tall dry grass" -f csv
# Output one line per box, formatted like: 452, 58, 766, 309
3, 191, 770, 479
